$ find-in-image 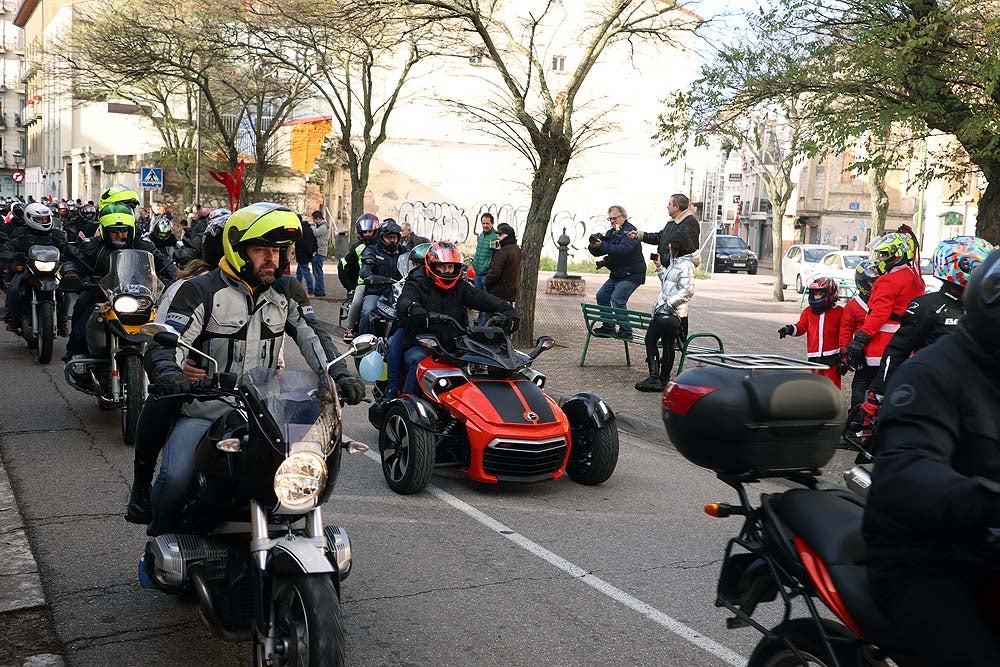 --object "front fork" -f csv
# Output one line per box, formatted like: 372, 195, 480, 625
109, 335, 121, 401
